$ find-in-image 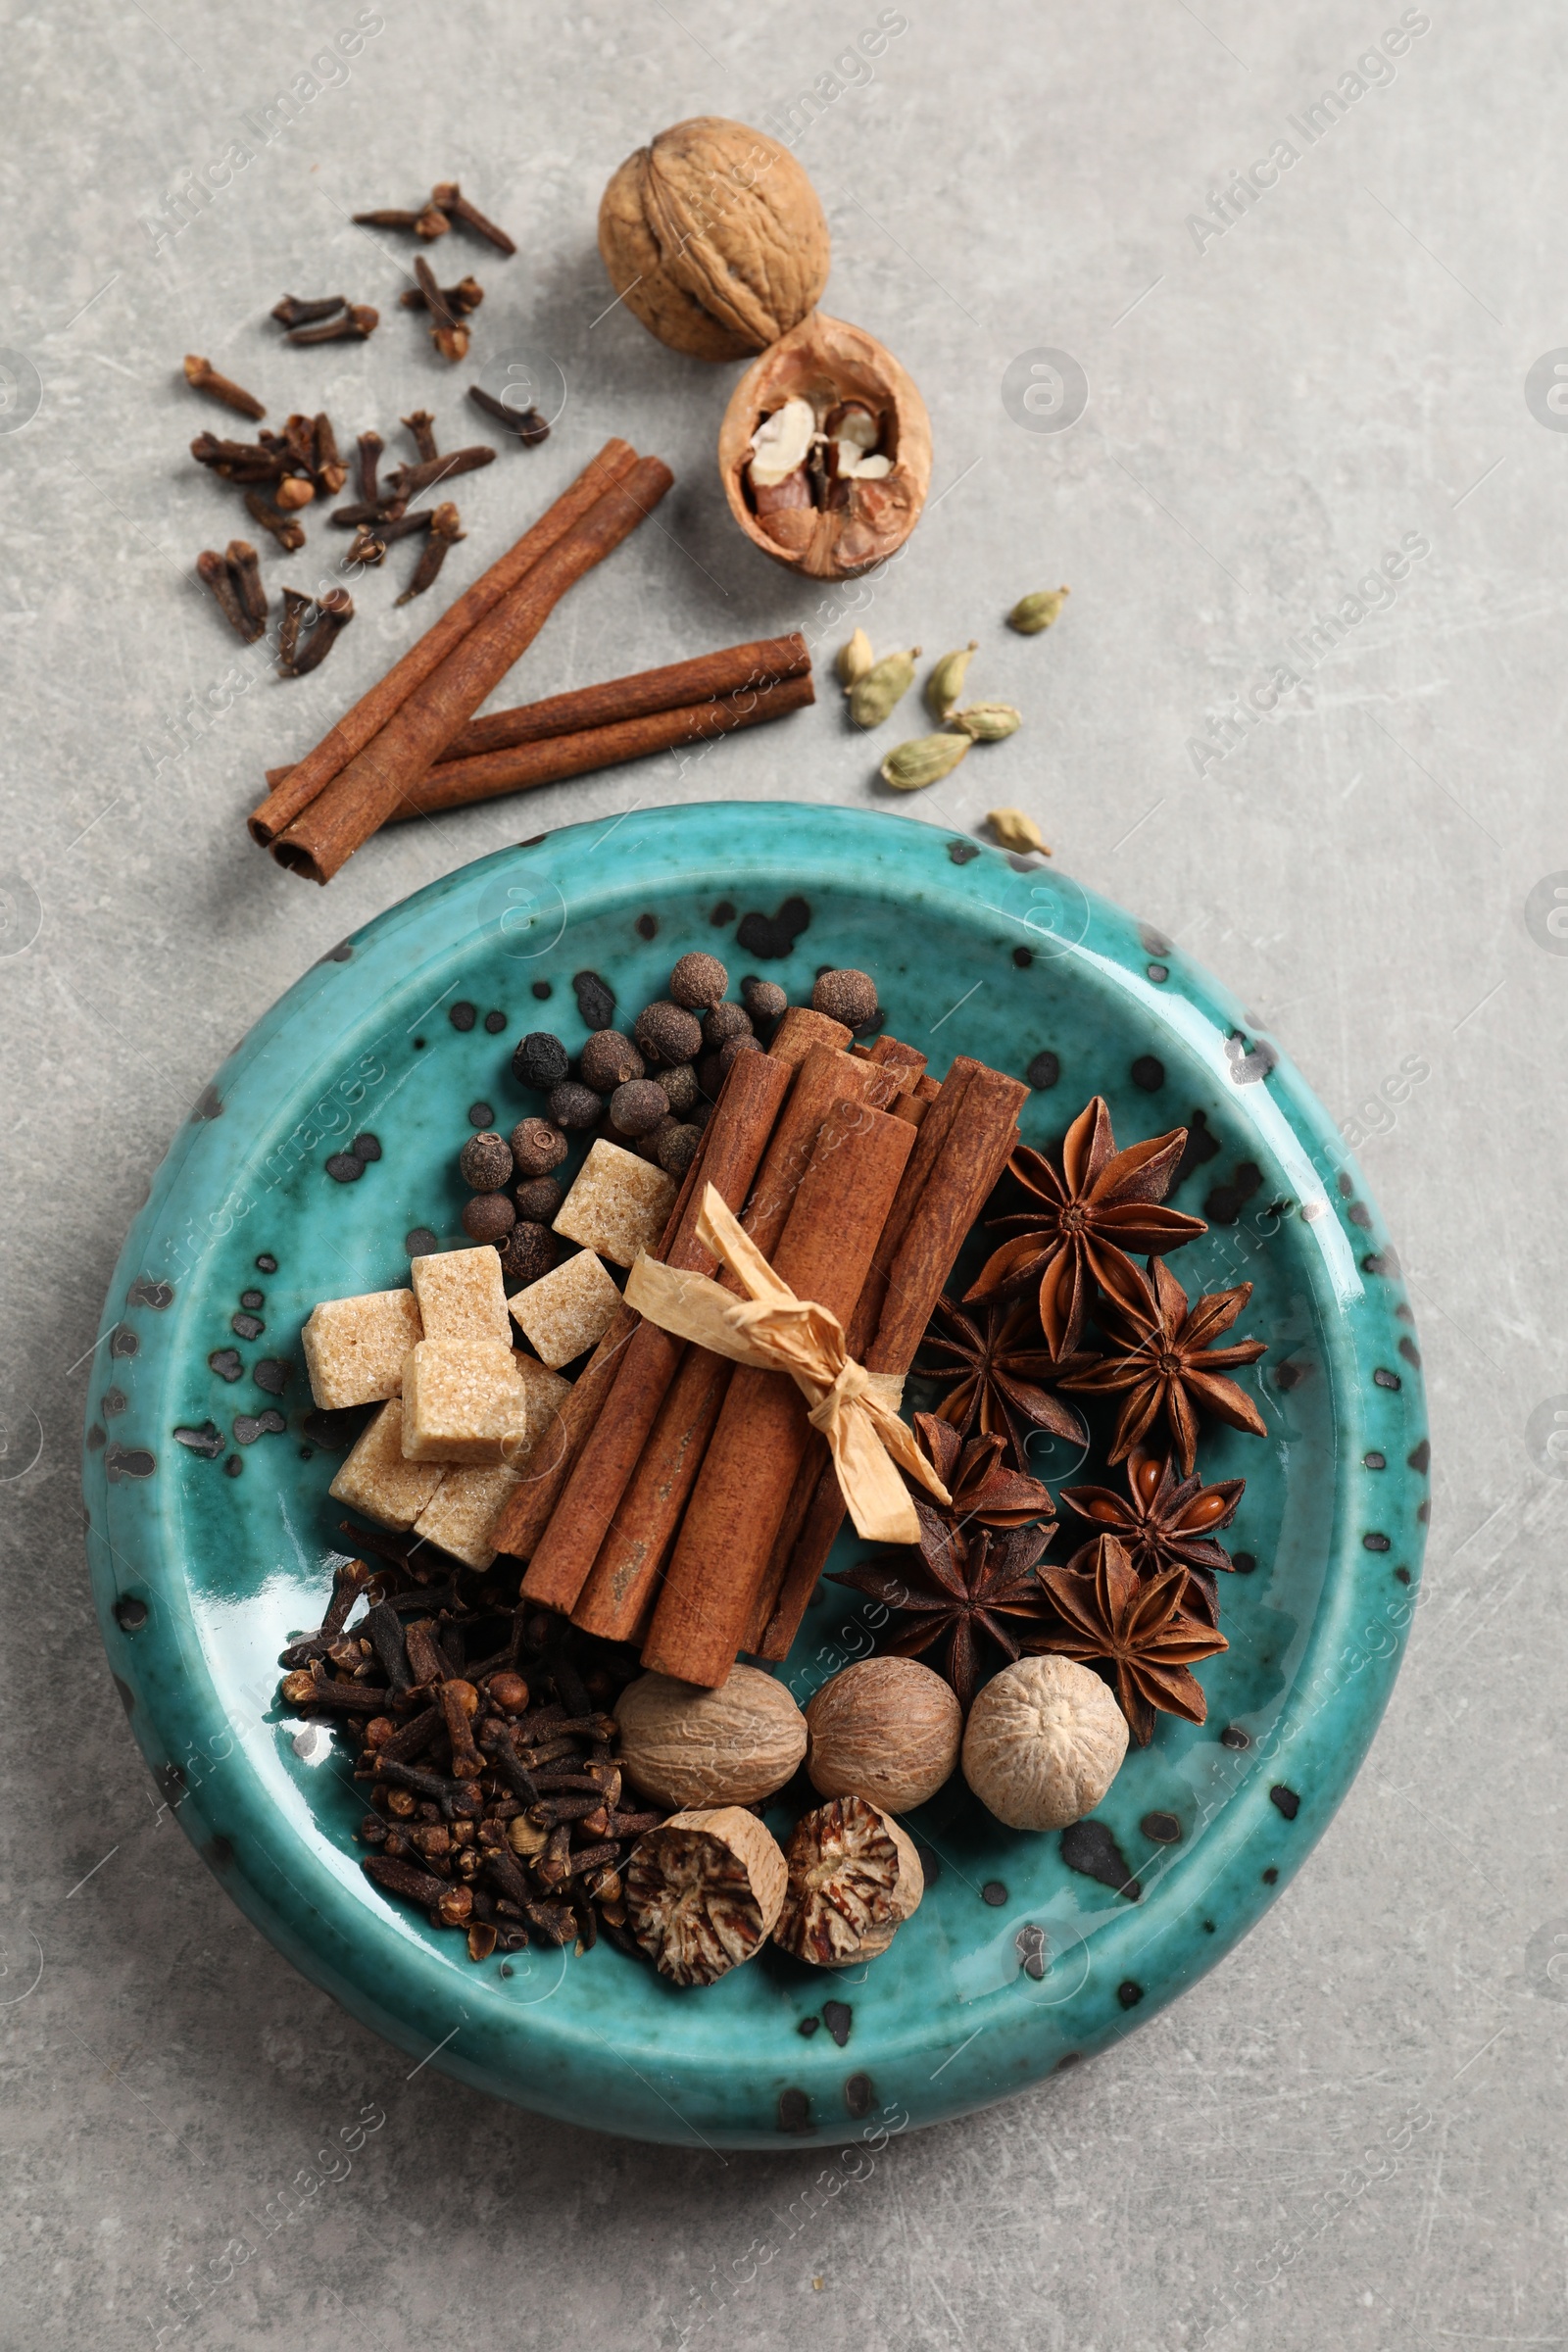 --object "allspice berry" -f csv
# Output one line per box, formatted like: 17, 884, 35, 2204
806, 1657, 961, 1814
509, 1117, 567, 1178
741, 975, 787, 1024
511, 1031, 569, 1092
657, 1121, 702, 1176
578, 1030, 645, 1094
660, 1061, 700, 1115
611, 1078, 670, 1137
615, 1664, 808, 1809
498, 1220, 556, 1286
961, 1654, 1129, 1832
459, 1131, 513, 1191
547, 1080, 603, 1131
513, 1176, 564, 1224
668, 950, 728, 1008
633, 1000, 704, 1068
811, 968, 879, 1032
715, 1033, 760, 1076
463, 1191, 516, 1244
702, 1002, 753, 1050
